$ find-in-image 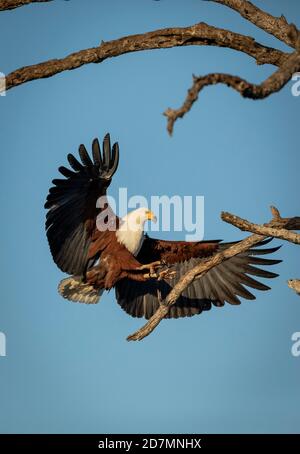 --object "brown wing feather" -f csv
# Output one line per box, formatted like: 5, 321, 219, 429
45, 133, 119, 275
136, 235, 221, 265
